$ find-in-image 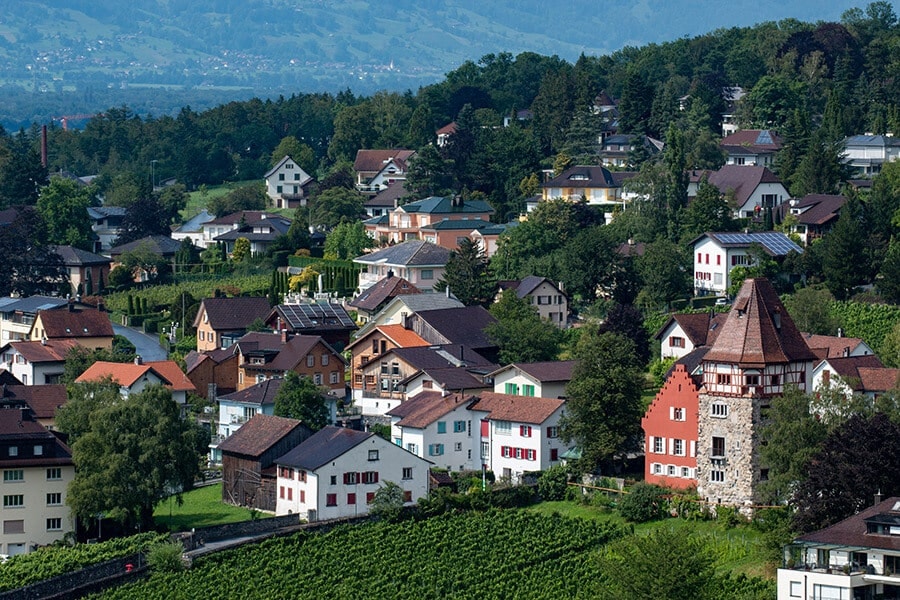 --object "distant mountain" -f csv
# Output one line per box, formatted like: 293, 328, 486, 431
0, 0, 870, 127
